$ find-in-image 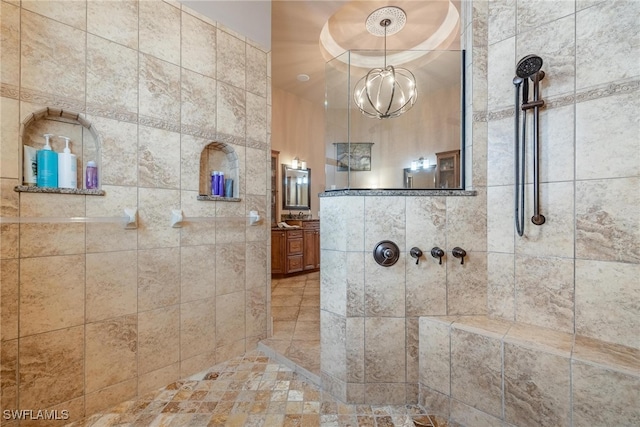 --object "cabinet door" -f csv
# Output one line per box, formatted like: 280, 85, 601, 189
436, 150, 460, 188
303, 229, 316, 270
271, 230, 286, 274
